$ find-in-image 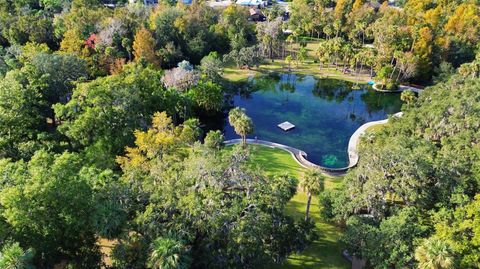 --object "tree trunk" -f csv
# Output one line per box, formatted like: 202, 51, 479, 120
359, 58, 364, 76
389, 63, 397, 81
305, 193, 312, 221
269, 40, 273, 62
334, 53, 338, 70
395, 69, 402, 83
